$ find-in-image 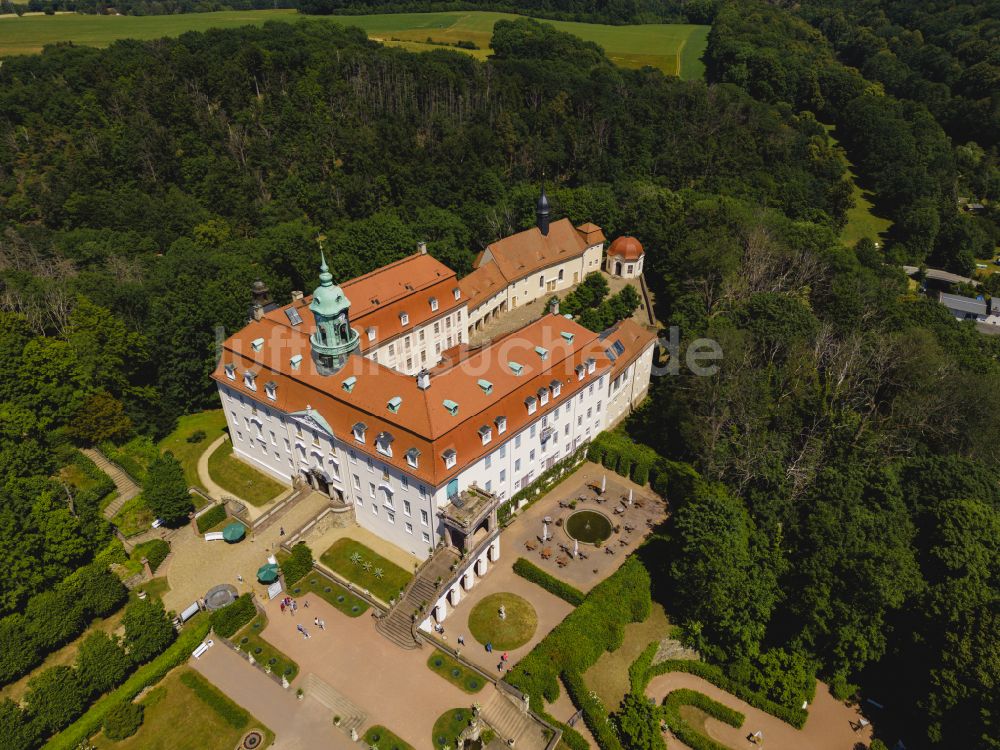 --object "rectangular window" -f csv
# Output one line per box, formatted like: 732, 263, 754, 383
369, 482, 376, 498
515, 459, 521, 472
530, 424, 537, 438
406, 522, 413, 534
529, 449, 536, 462
371, 504, 378, 516
485, 454, 492, 469
402, 475, 409, 490
420, 510, 429, 526
515, 435, 521, 449
422, 532, 431, 544
367, 456, 374, 472
500, 469, 506, 483
349, 449, 357, 463
485, 480, 492, 493
404, 500, 411, 515
400, 312, 409, 326
387, 512, 395, 525
434, 322, 440, 334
